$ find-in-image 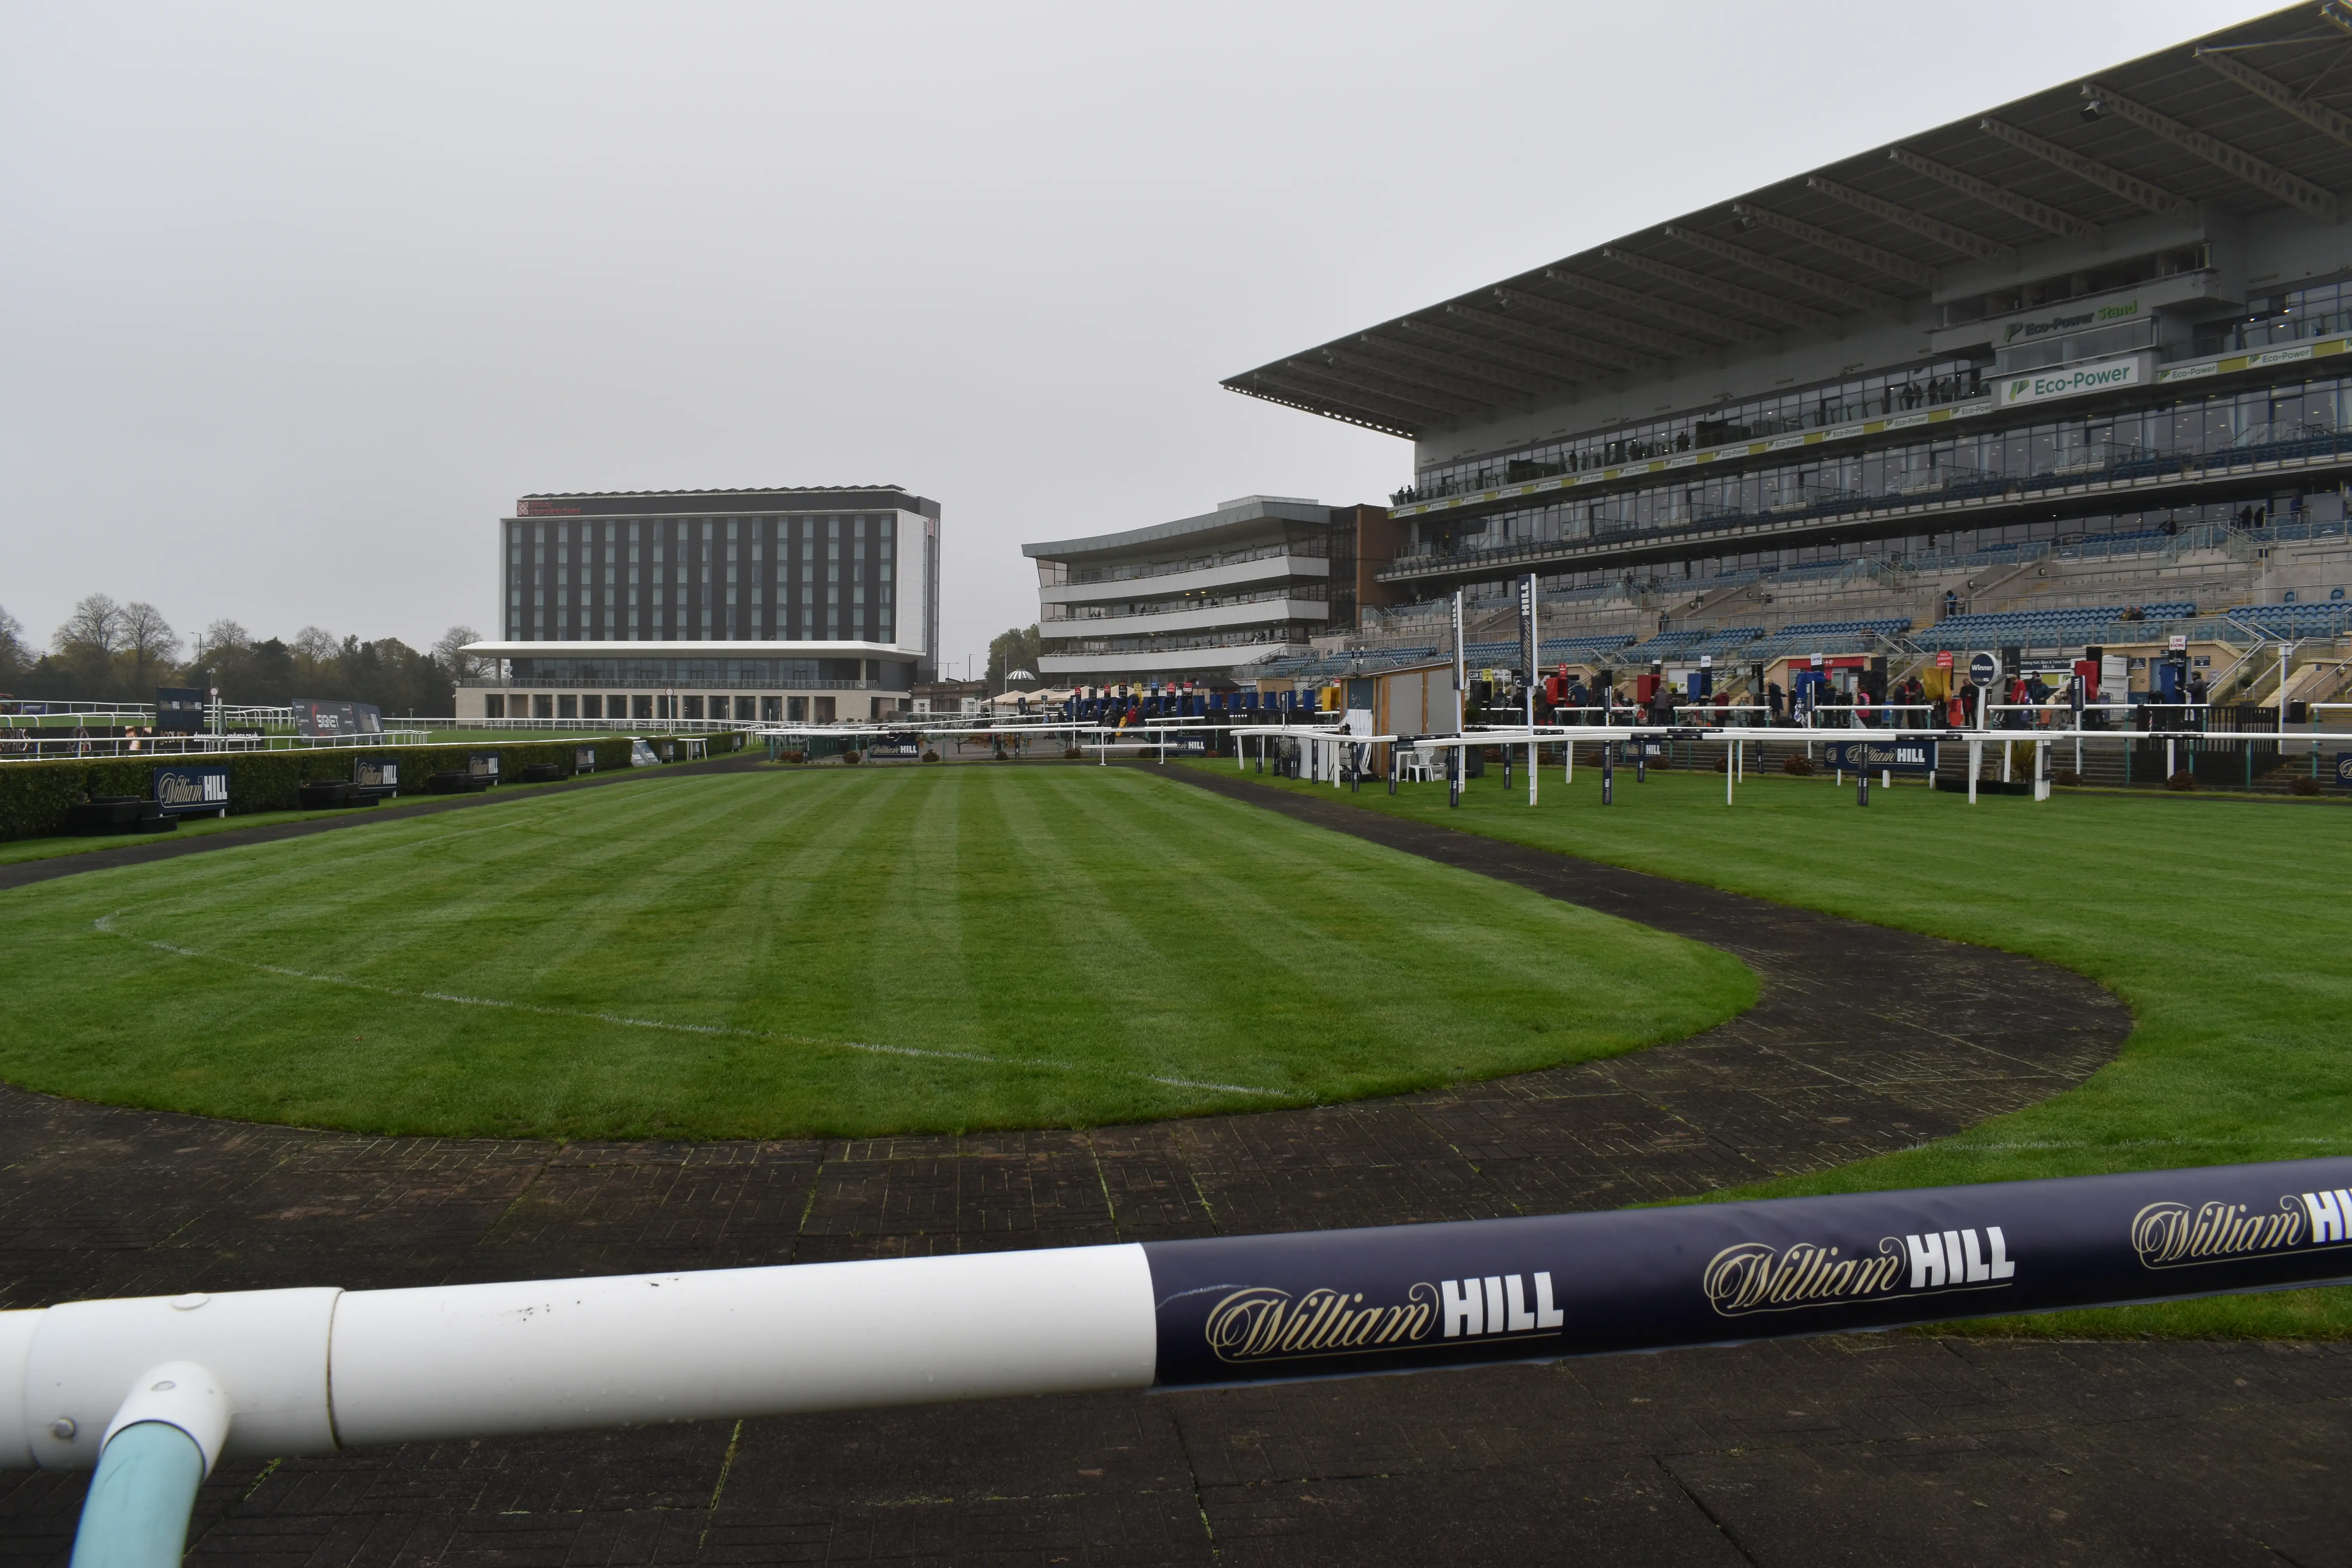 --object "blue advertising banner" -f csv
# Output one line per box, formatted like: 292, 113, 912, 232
2336, 753, 2352, 788
151, 764, 230, 817
1824, 738, 1940, 775
1142, 1158, 2352, 1387
155, 687, 207, 735
354, 757, 400, 793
